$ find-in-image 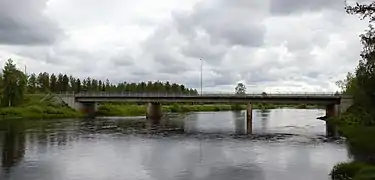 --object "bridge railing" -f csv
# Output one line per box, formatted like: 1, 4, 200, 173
58, 91, 344, 97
